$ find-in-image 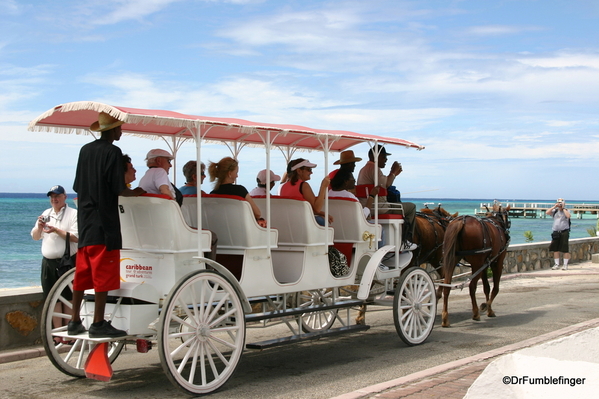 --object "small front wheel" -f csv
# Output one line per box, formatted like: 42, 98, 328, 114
393, 267, 436, 346
297, 288, 338, 333
158, 269, 246, 395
